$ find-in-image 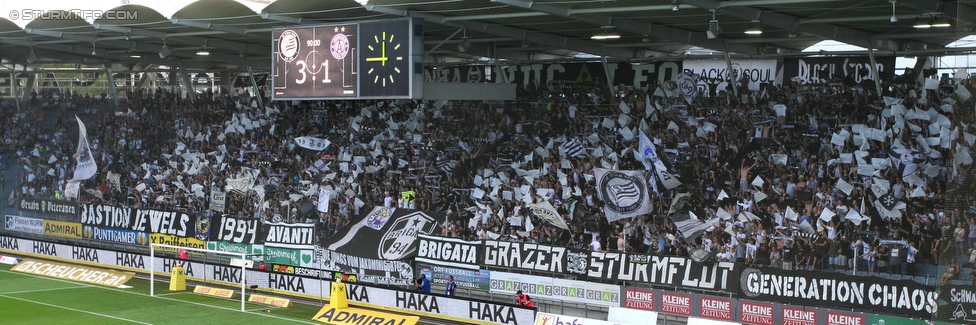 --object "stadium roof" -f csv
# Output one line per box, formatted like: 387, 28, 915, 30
0, 0, 974, 72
